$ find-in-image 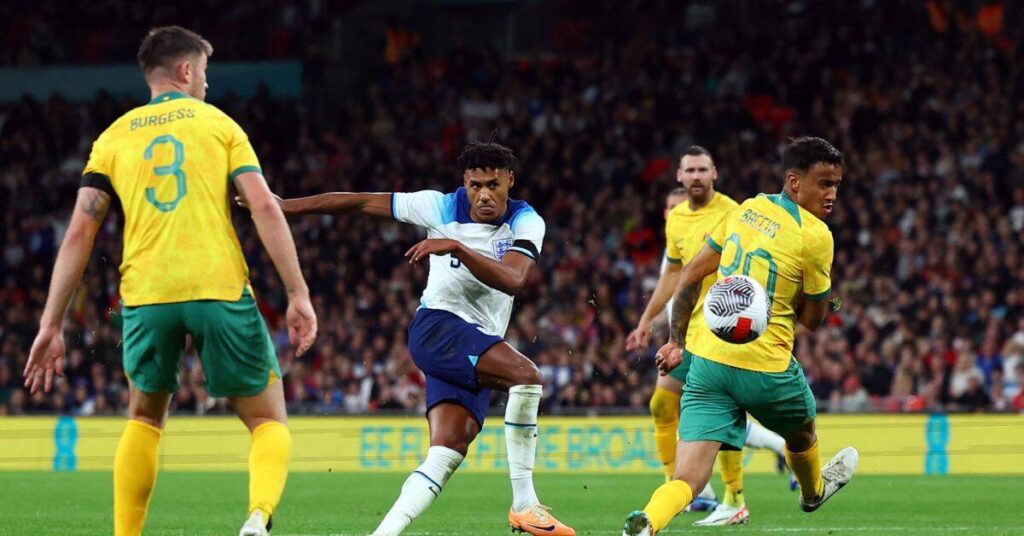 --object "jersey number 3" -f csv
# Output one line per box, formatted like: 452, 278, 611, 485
144, 134, 187, 212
